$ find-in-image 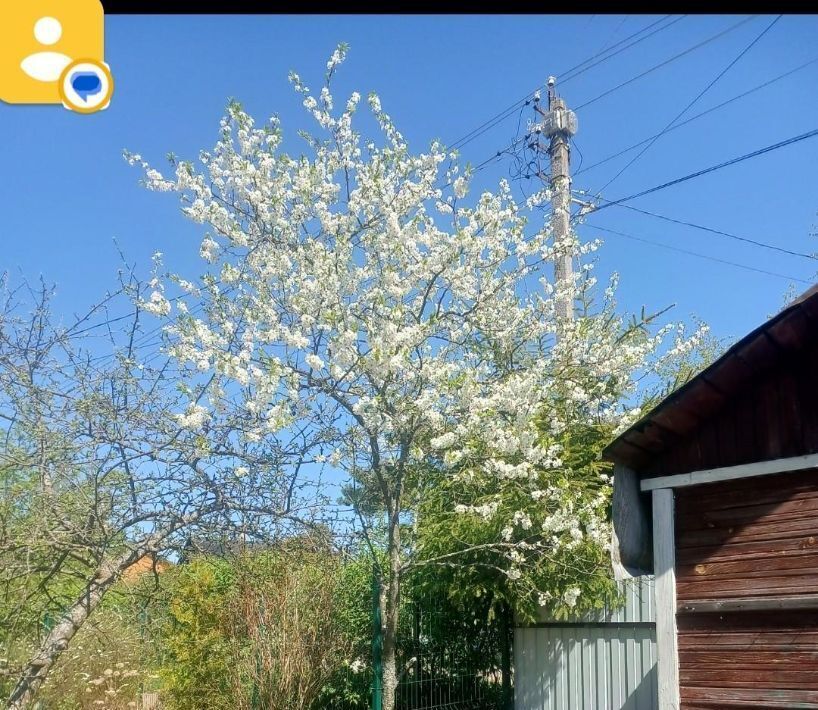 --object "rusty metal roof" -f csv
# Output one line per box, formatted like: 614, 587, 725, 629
602, 283, 818, 471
